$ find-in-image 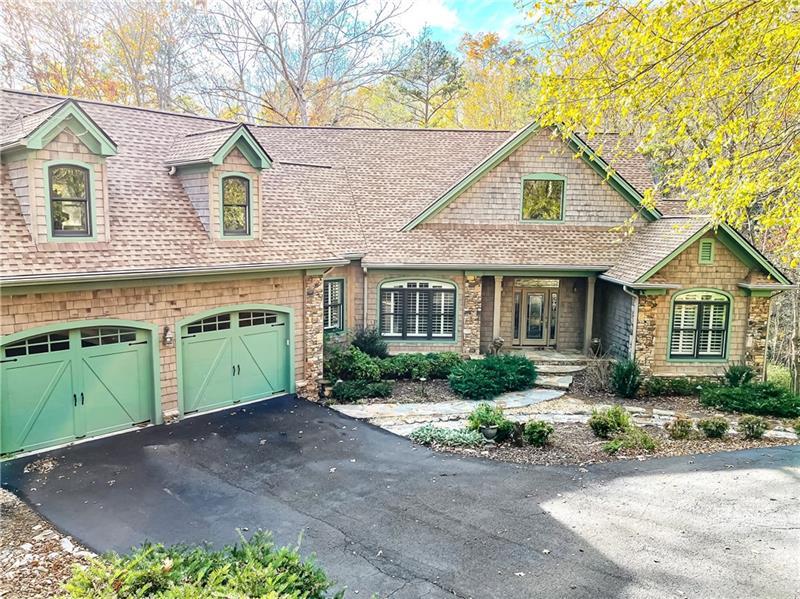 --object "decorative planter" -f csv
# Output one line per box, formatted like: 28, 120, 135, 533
479, 425, 499, 441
